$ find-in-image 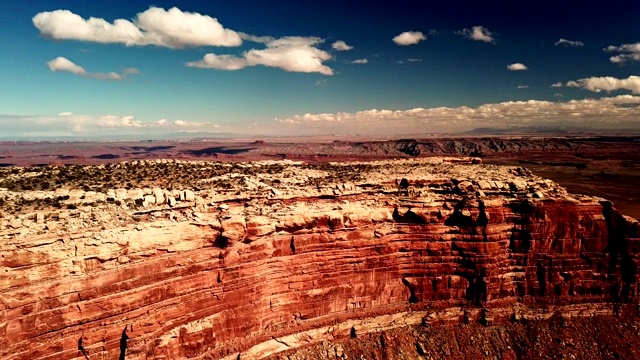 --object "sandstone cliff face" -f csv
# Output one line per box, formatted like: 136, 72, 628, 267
1, 158, 639, 359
